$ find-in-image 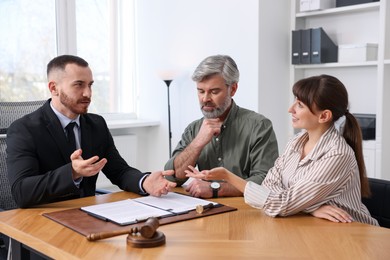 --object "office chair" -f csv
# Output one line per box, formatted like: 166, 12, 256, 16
0, 137, 16, 211
362, 177, 390, 228
0, 100, 47, 210
0, 100, 47, 133
0, 100, 47, 259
